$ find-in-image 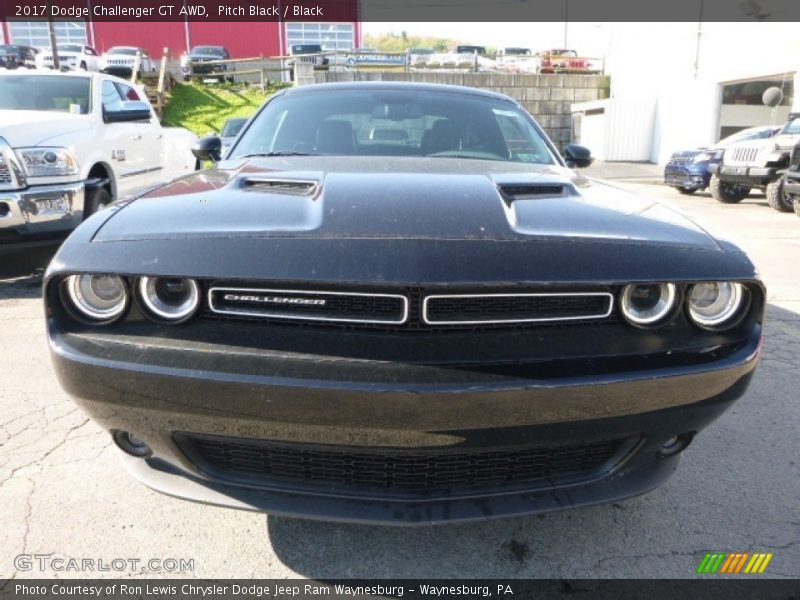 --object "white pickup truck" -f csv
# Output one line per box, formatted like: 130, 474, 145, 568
0, 70, 198, 278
